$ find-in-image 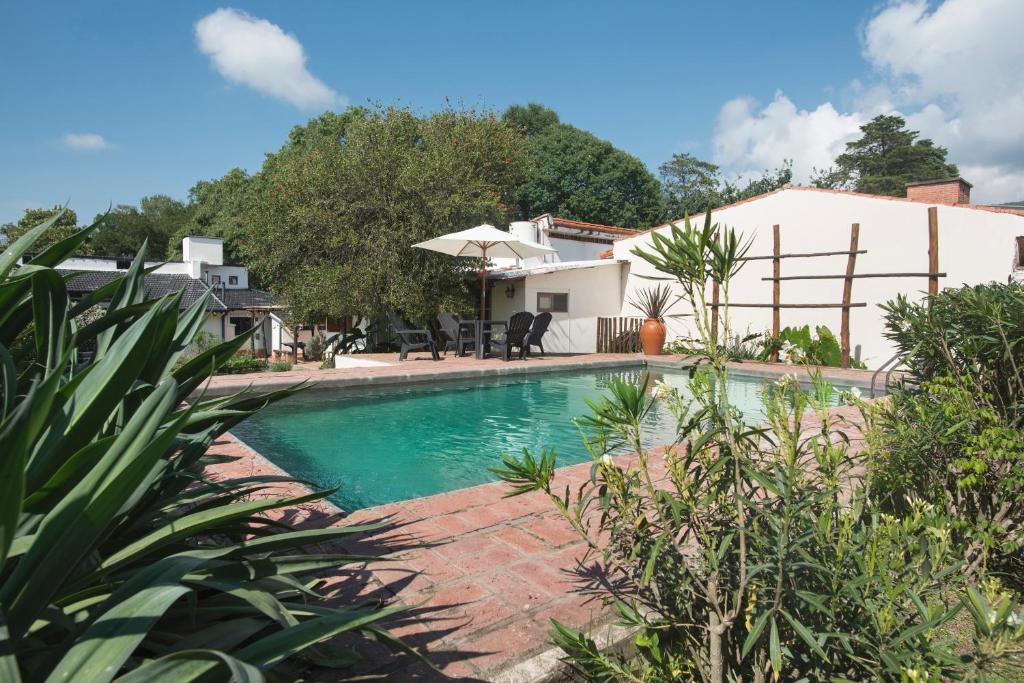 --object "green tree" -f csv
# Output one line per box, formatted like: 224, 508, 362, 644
171, 168, 255, 263
242, 105, 529, 324
90, 195, 190, 259
659, 153, 724, 219
658, 156, 792, 220
1, 206, 80, 251
513, 123, 665, 227
812, 114, 958, 196
502, 102, 560, 136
